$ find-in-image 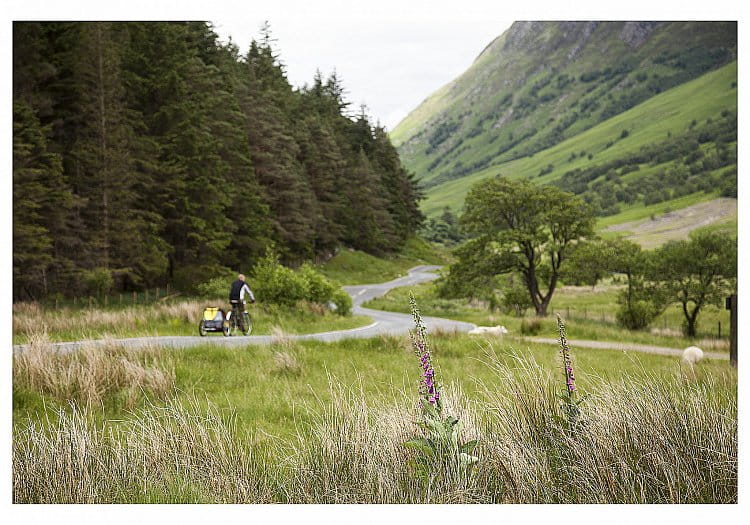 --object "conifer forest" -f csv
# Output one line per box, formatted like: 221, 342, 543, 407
13, 22, 424, 301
